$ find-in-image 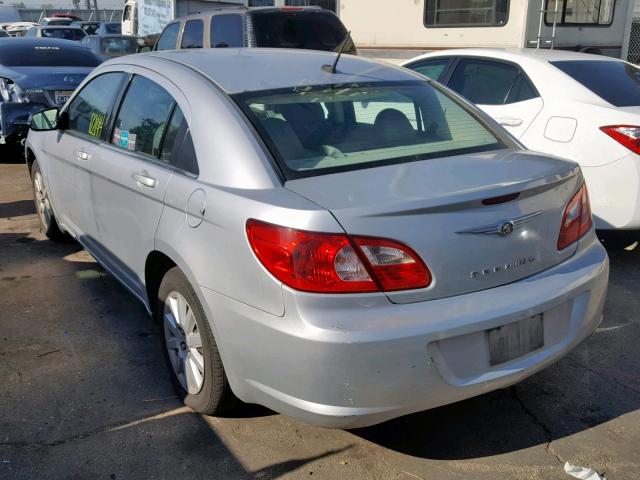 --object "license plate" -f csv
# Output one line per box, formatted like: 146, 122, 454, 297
54, 91, 73, 106
488, 315, 543, 366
